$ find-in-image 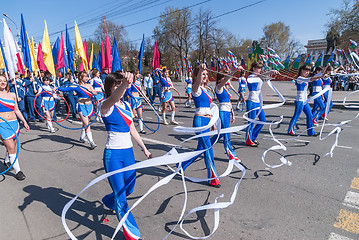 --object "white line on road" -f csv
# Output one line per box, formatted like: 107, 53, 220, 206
328, 232, 353, 240
342, 191, 359, 210
141, 137, 190, 150
336, 145, 353, 149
